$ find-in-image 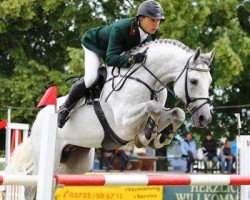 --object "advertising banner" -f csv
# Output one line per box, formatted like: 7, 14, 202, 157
55, 186, 163, 200
164, 185, 237, 200
239, 135, 250, 200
